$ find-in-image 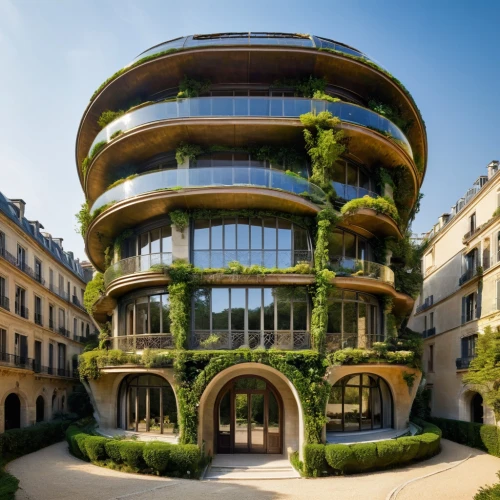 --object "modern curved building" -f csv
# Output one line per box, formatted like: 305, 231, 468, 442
77, 32, 426, 458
